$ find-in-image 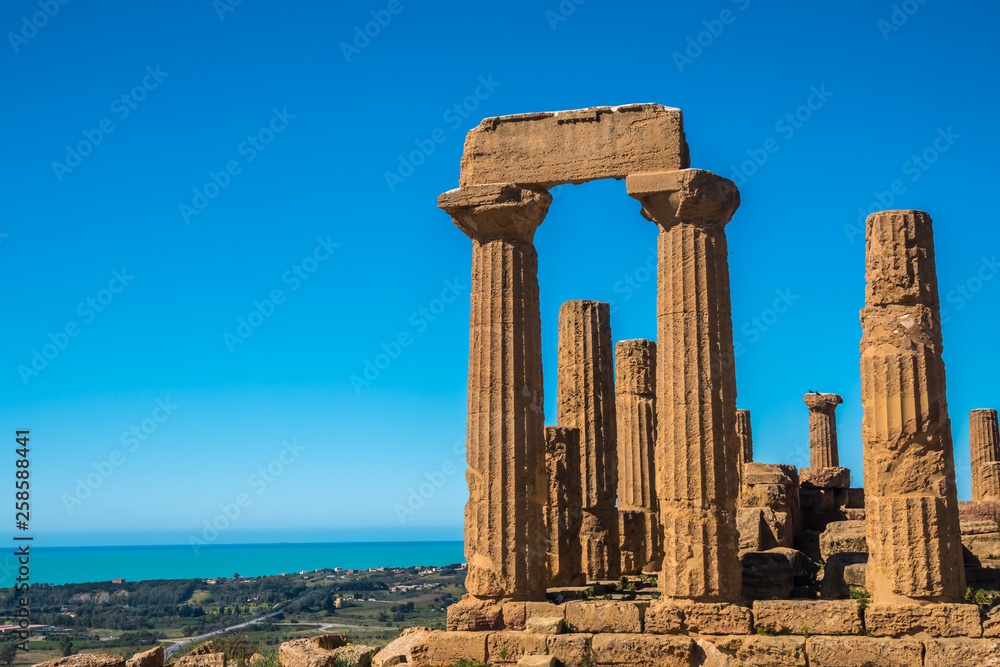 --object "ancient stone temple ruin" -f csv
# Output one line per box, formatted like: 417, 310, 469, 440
369, 104, 1000, 667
